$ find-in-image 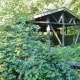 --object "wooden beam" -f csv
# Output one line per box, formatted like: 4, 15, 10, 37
69, 18, 73, 23
64, 16, 68, 23
50, 25, 62, 46
64, 7, 78, 19
34, 21, 80, 25
62, 13, 65, 46
46, 17, 50, 45
75, 27, 80, 44
58, 14, 62, 23
75, 30, 80, 44
51, 14, 58, 22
